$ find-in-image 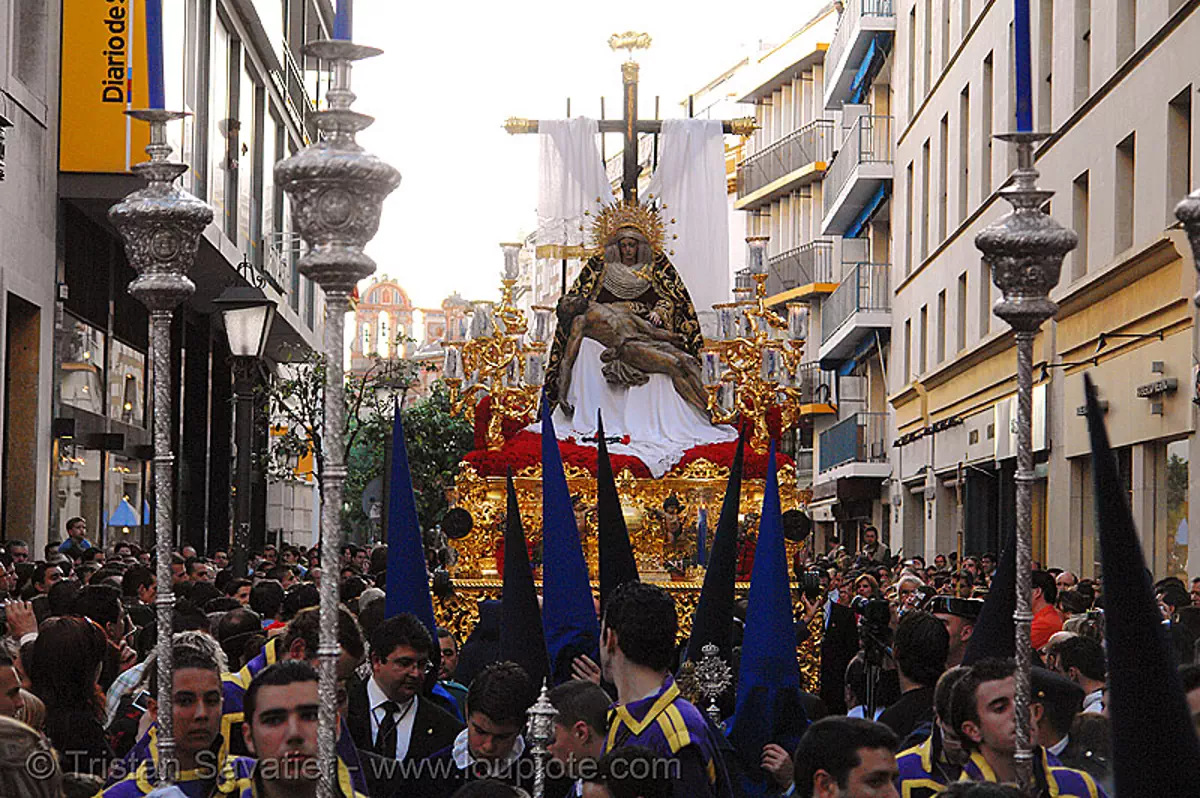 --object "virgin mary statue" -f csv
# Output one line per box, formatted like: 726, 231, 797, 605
542, 200, 736, 477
